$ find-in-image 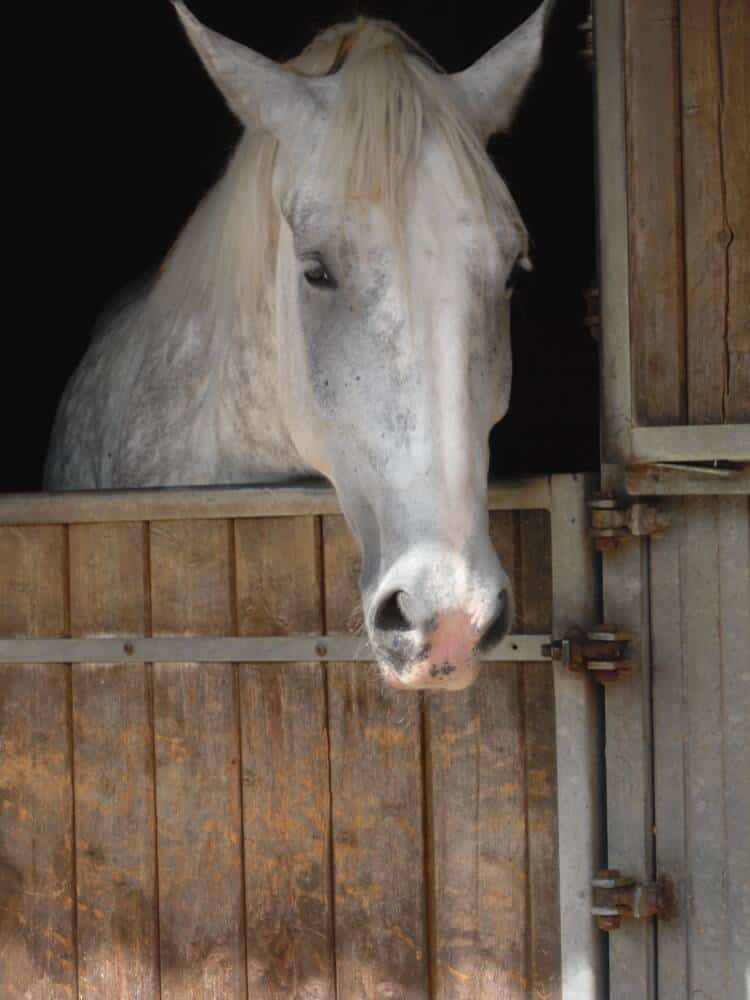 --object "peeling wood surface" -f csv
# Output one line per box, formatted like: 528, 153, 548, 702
0, 499, 567, 998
